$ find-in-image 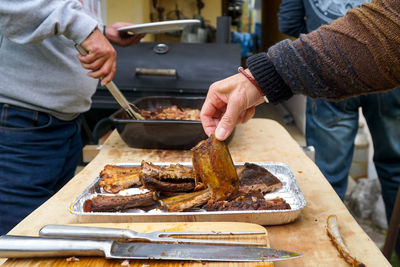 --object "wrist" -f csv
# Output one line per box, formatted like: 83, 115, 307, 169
238, 67, 269, 103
